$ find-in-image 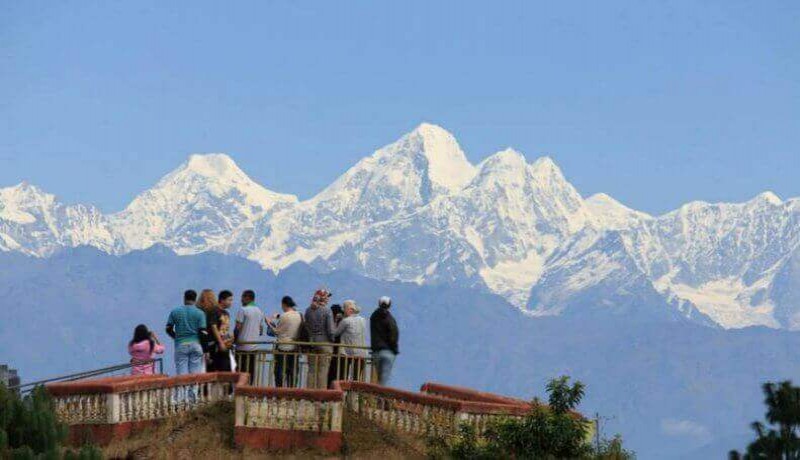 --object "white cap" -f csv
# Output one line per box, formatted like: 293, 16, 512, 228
379, 296, 392, 307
